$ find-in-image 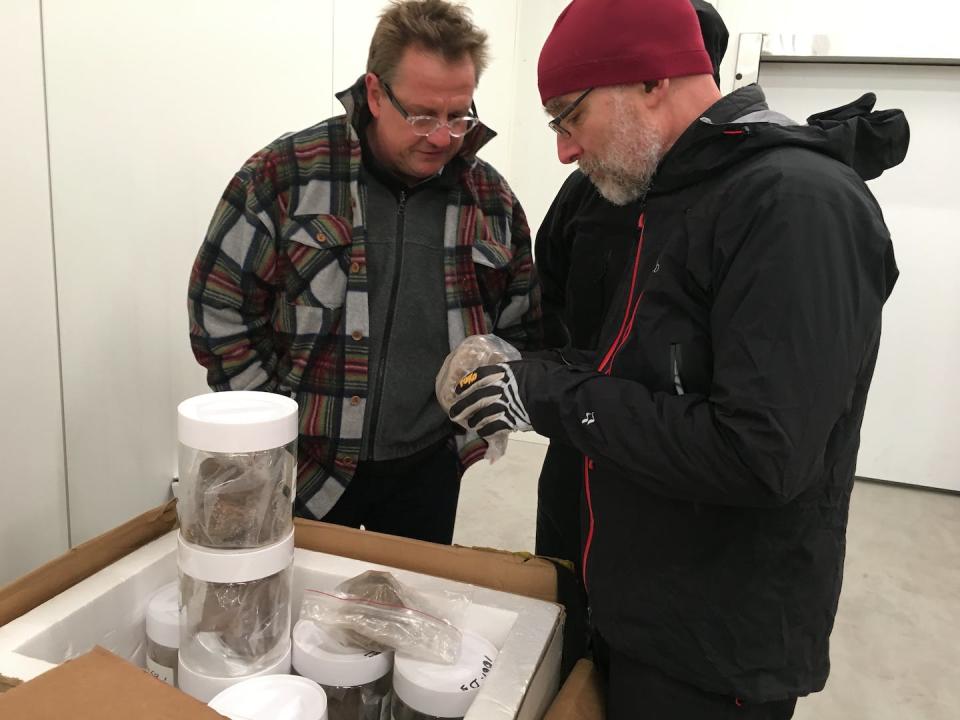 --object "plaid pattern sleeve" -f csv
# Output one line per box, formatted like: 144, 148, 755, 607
188, 146, 288, 393
495, 188, 543, 352
462, 163, 545, 353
